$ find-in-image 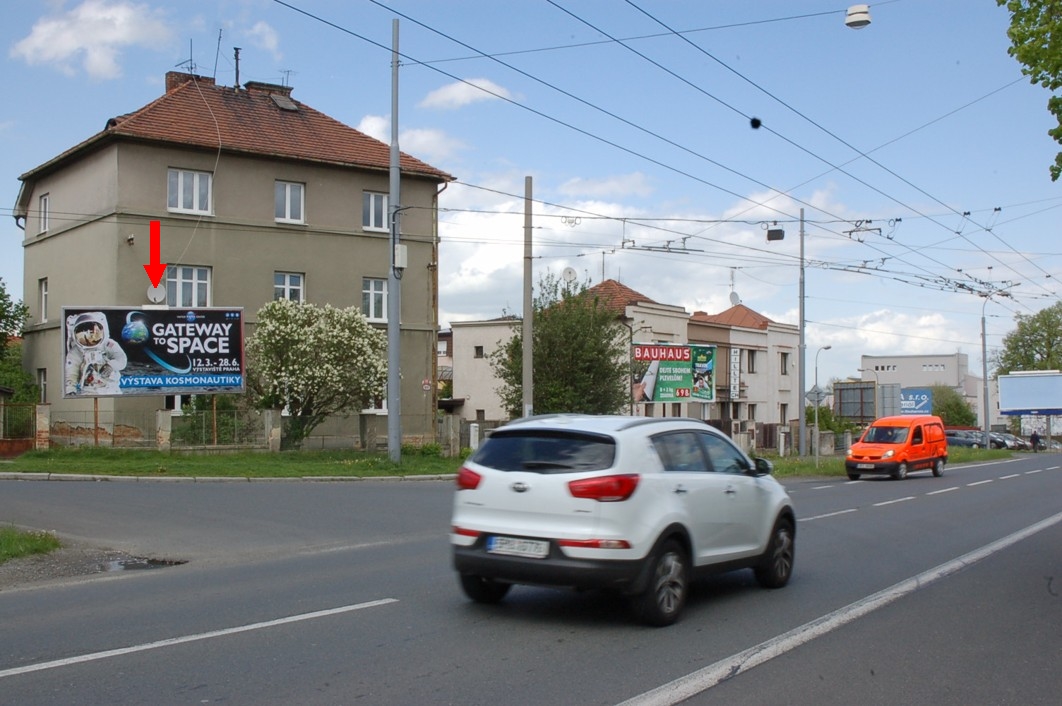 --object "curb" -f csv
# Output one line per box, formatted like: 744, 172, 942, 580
0, 472, 457, 483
